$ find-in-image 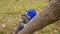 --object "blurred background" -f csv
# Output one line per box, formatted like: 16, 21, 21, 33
0, 0, 60, 34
